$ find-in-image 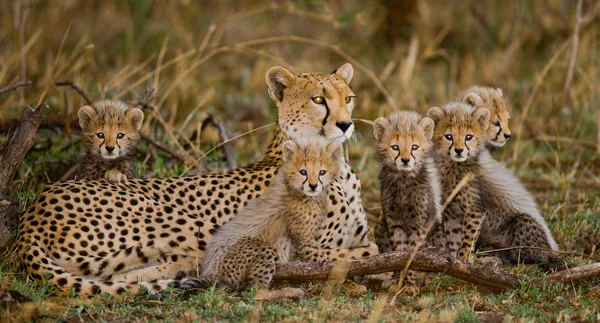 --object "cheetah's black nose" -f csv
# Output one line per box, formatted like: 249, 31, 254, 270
308, 183, 318, 190
400, 158, 410, 165
105, 146, 115, 152
504, 134, 511, 140
336, 121, 353, 133
454, 148, 464, 155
